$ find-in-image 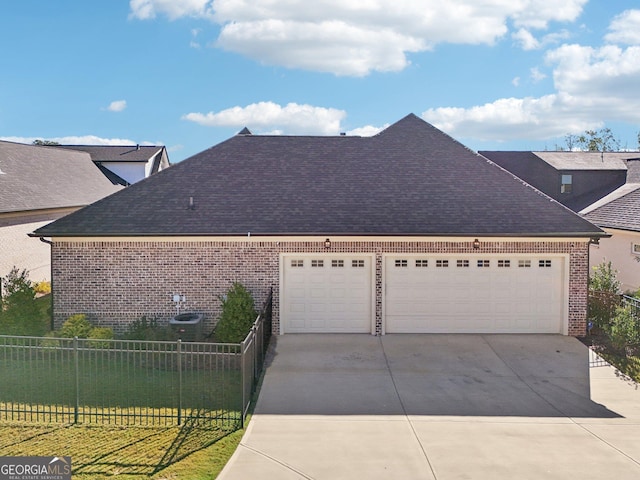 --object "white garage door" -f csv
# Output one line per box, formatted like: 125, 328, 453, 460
385, 256, 565, 333
282, 256, 373, 333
